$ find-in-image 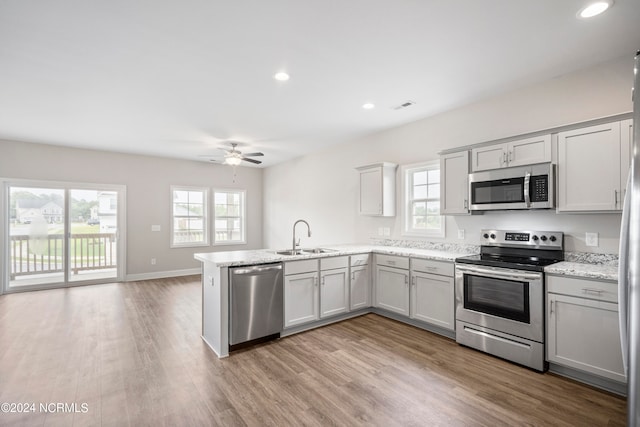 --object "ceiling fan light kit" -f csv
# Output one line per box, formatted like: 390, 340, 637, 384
201, 142, 264, 167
